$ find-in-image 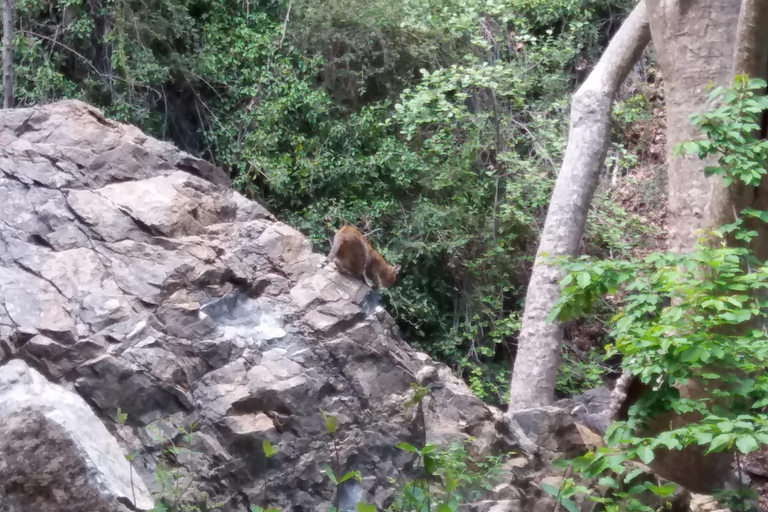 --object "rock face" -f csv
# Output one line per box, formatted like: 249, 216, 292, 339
0, 359, 154, 512
0, 101, 512, 511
